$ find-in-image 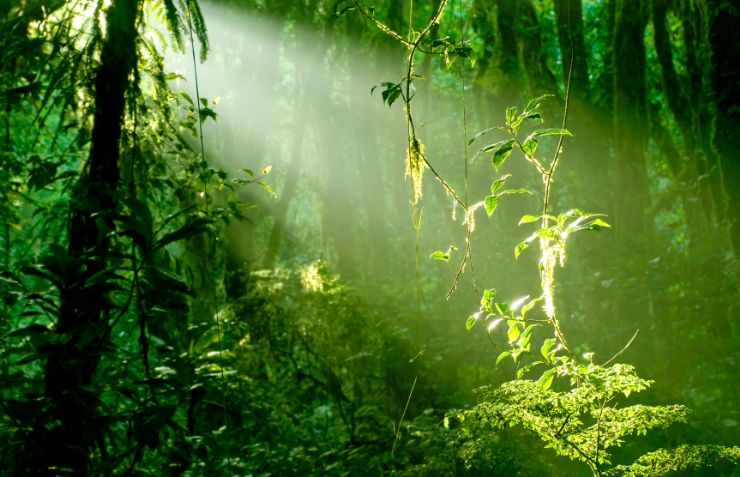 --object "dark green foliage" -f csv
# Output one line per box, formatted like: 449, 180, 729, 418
1, 0, 739, 476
